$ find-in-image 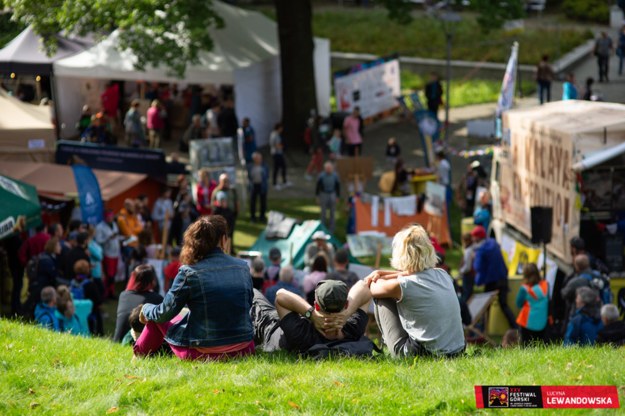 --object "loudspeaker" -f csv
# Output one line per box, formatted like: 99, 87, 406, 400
531, 206, 553, 244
